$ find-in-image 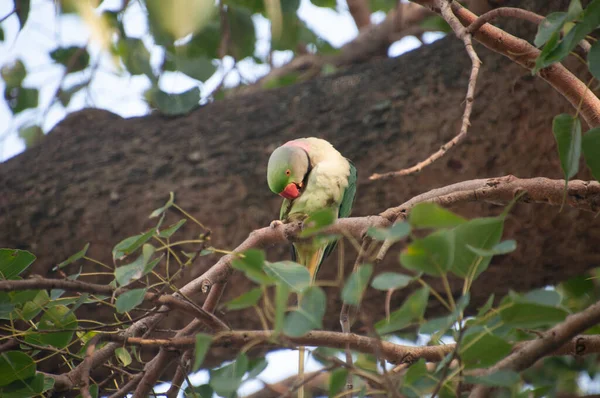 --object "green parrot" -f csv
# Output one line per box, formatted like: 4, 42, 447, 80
267, 137, 357, 398
267, 137, 357, 281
